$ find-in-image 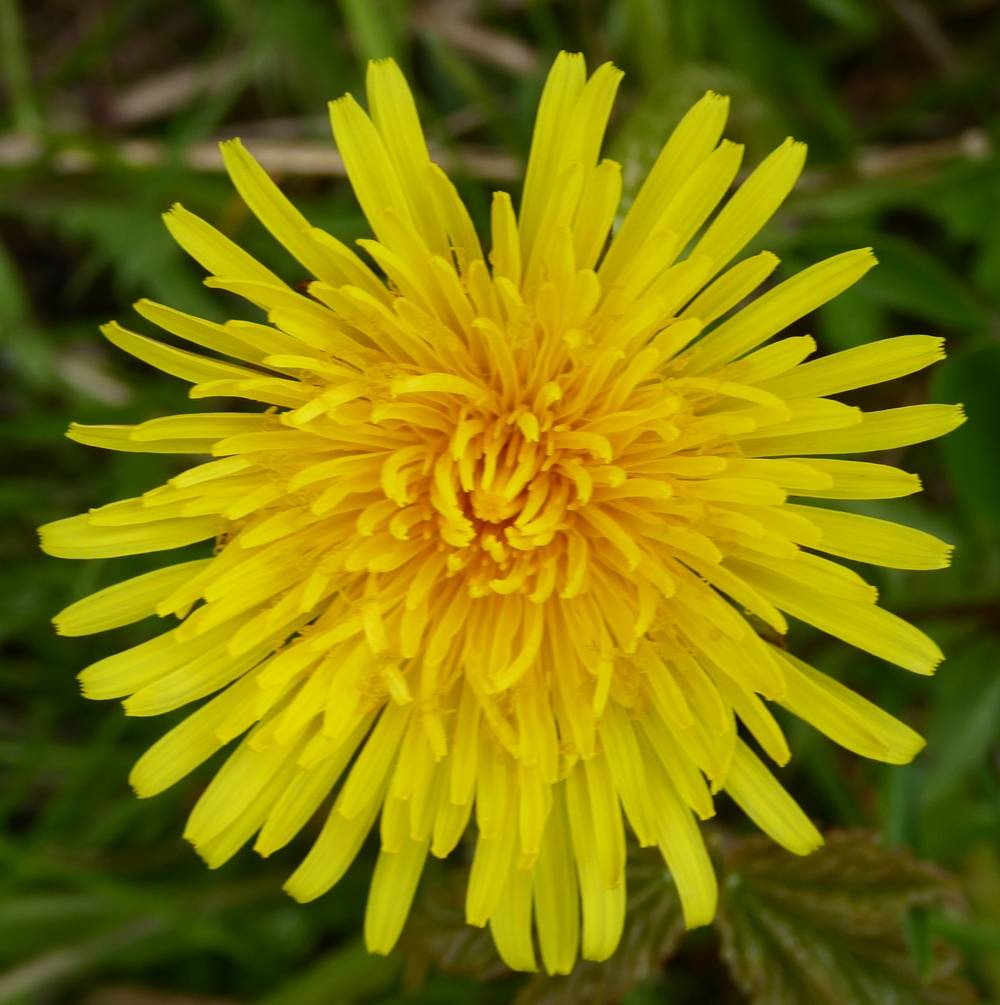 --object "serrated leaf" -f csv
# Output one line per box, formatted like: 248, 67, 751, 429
718, 831, 974, 1005
402, 877, 511, 983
